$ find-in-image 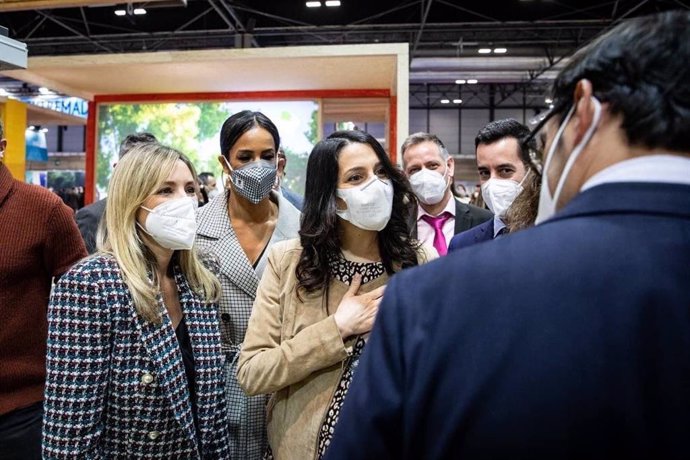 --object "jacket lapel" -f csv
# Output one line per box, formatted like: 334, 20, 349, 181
217, 230, 260, 297
180, 271, 225, 452
476, 219, 492, 243
197, 191, 259, 298
454, 199, 471, 234
132, 281, 197, 448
